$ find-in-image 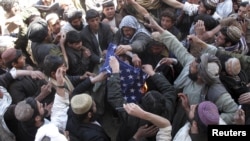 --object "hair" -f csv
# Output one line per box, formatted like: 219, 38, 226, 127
42, 55, 64, 77
65, 30, 81, 44
194, 14, 219, 31
240, 1, 249, 7
23, 97, 39, 126
220, 26, 238, 45
160, 9, 176, 22
217, 54, 231, 72
141, 90, 168, 118
200, 0, 216, 15
0, 0, 18, 13
85, 9, 100, 21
